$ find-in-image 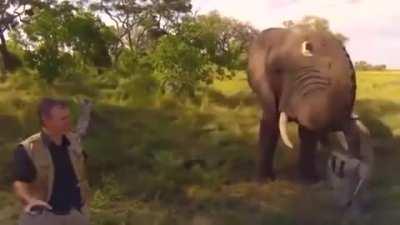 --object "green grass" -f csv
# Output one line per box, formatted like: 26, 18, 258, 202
0, 70, 399, 225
